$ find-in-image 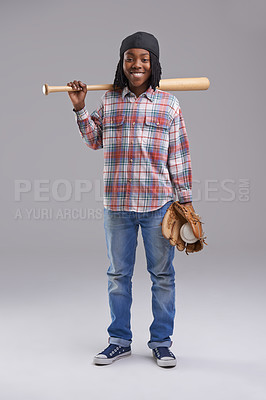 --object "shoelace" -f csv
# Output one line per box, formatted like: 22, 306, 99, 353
101, 344, 122, 356
154, 347, 175, 358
